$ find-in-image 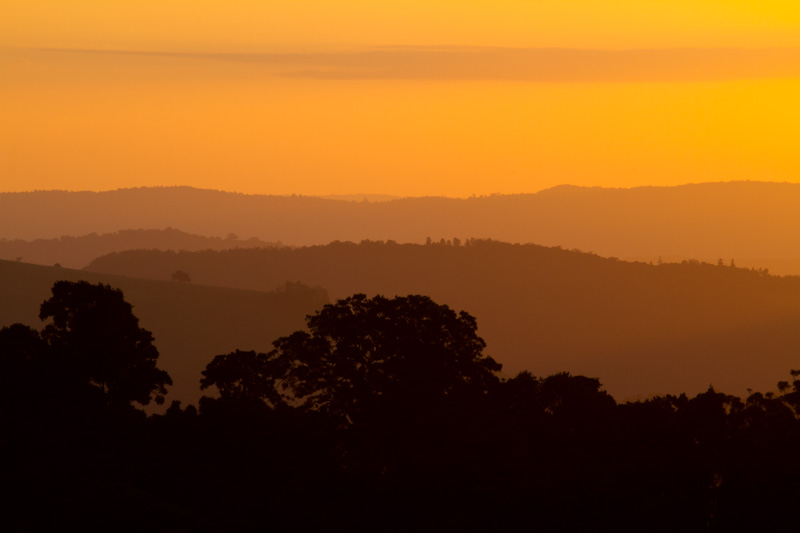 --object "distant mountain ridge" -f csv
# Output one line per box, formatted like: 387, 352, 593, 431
2, 181, 799, 274
84, 239, 800, 401
319, 194, 400, 202
0, 227, 283, 269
